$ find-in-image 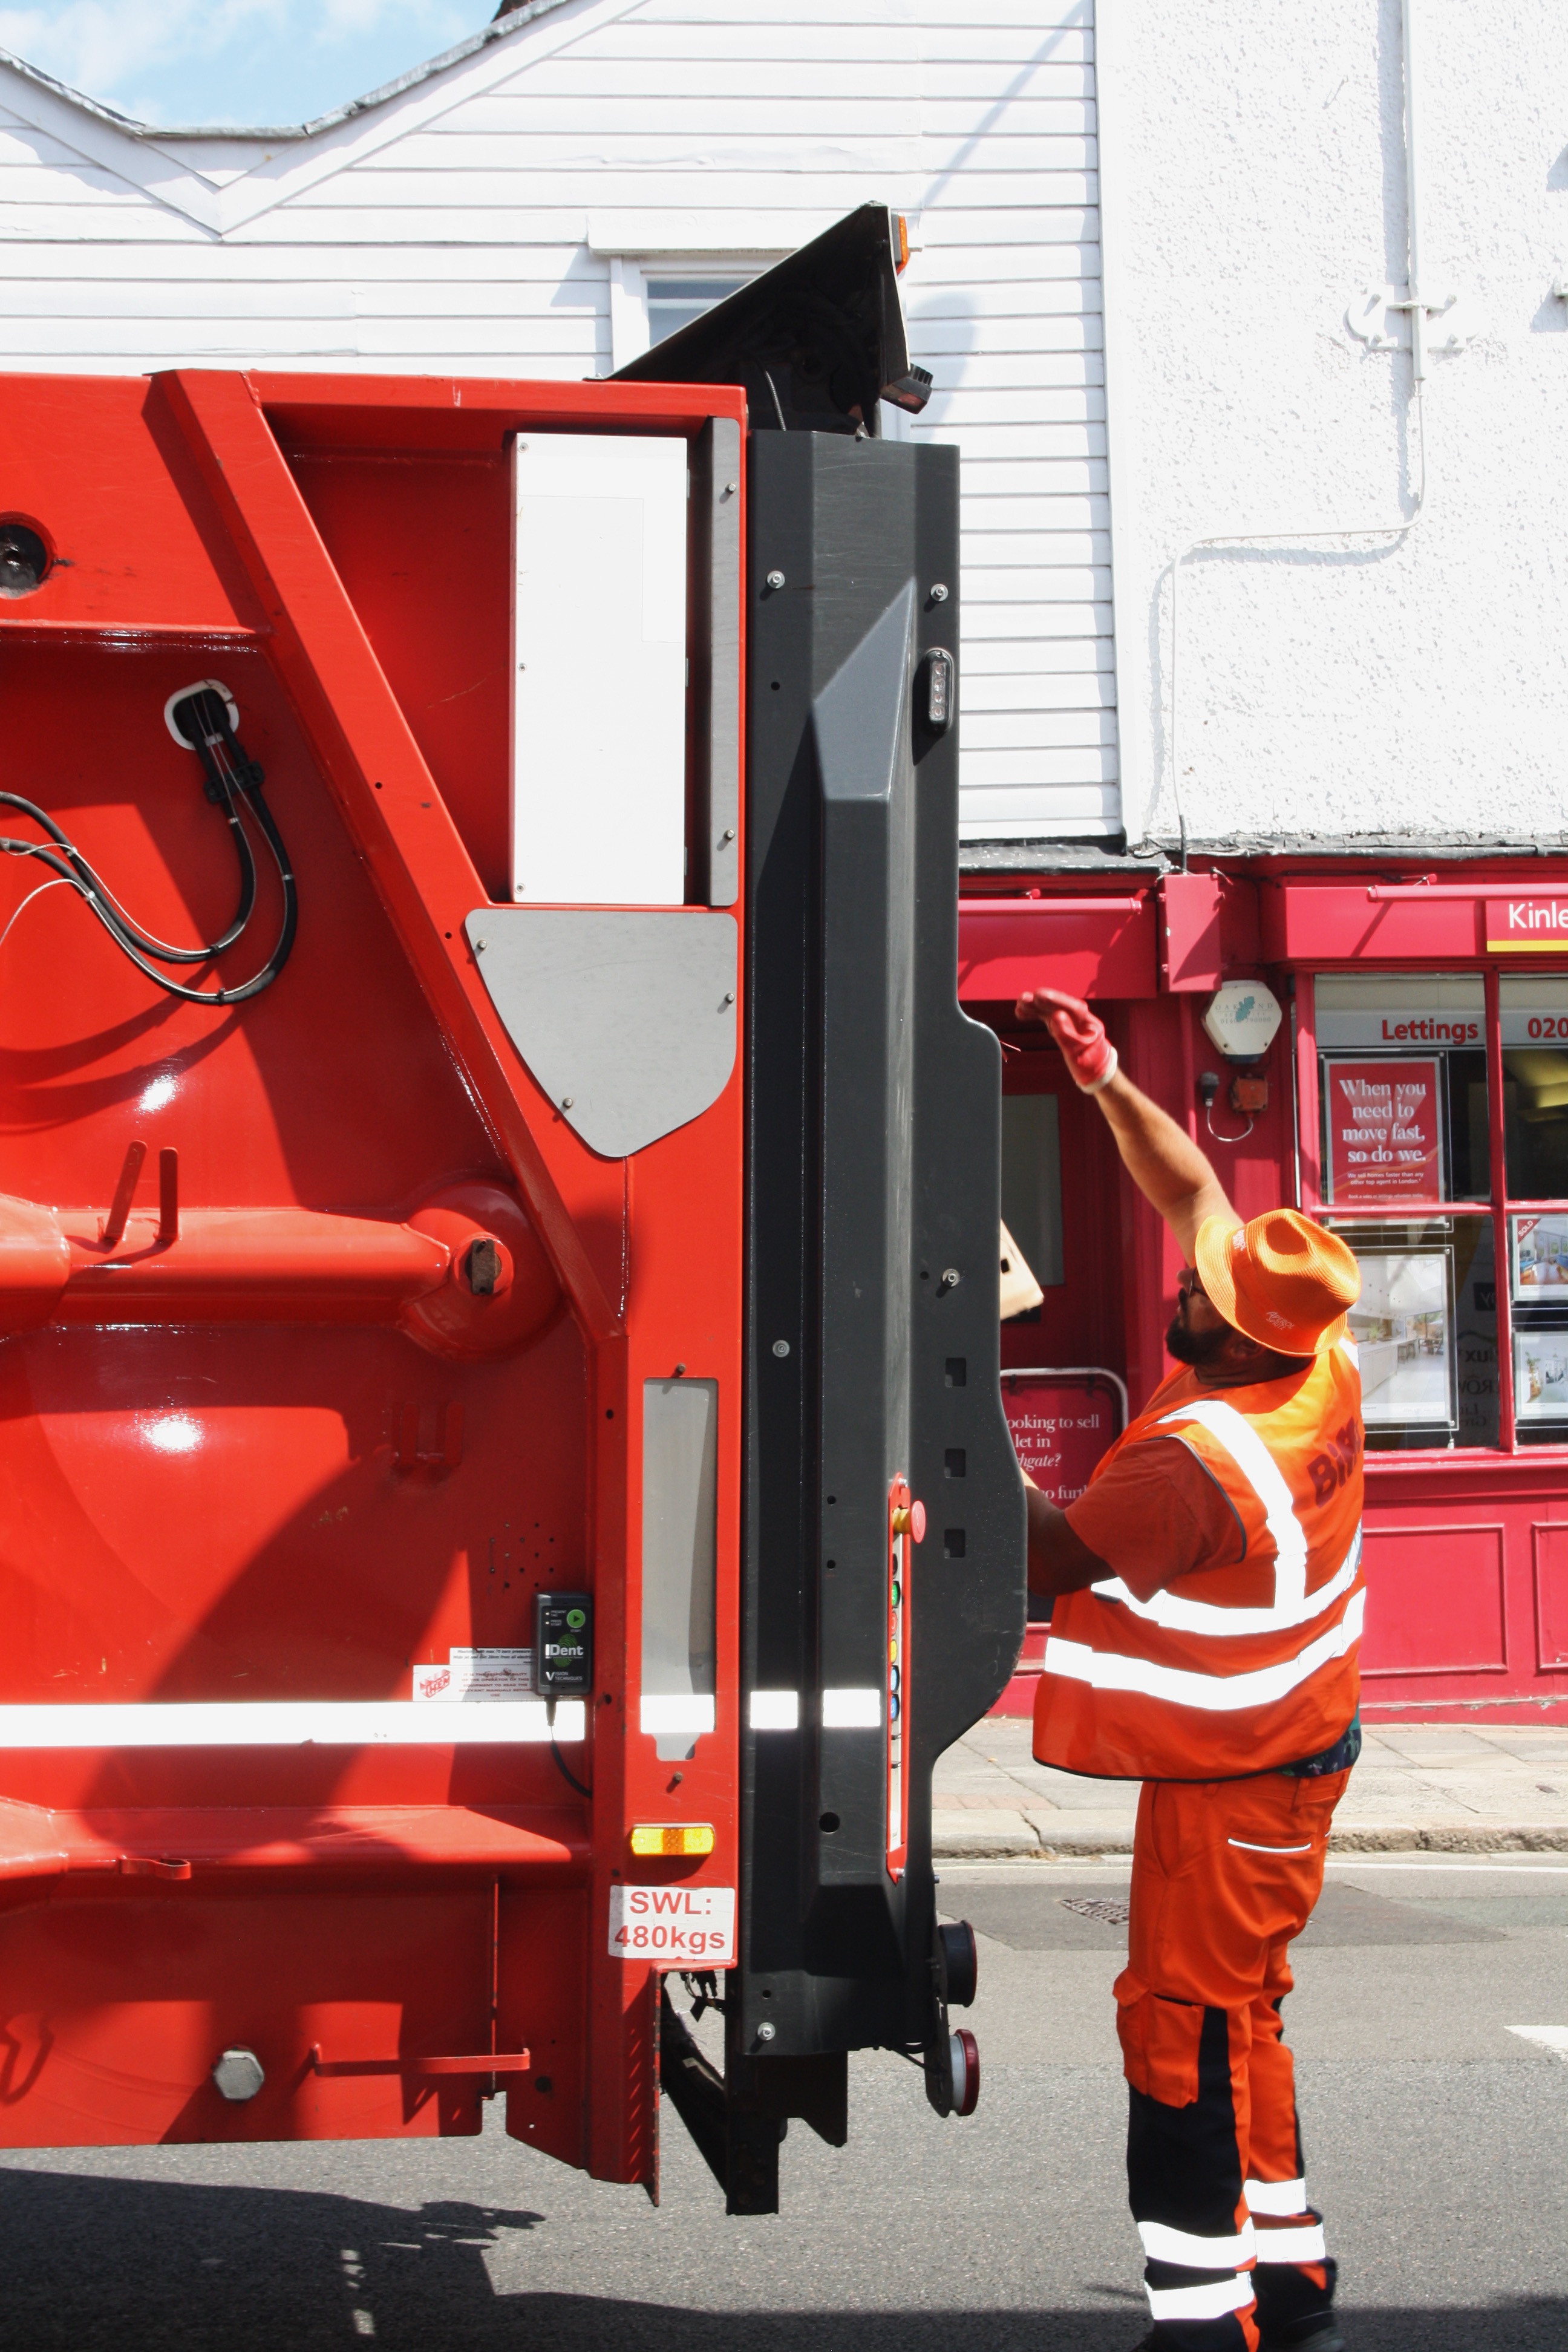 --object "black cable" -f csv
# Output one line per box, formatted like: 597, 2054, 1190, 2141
0, 689, 258, 962
0, 776, 255, 961
0, 687, 297, 1005
549, 1730, 593, 1800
